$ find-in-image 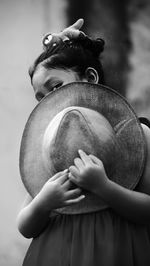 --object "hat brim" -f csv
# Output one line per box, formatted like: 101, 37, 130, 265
20, 82, 146, 199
